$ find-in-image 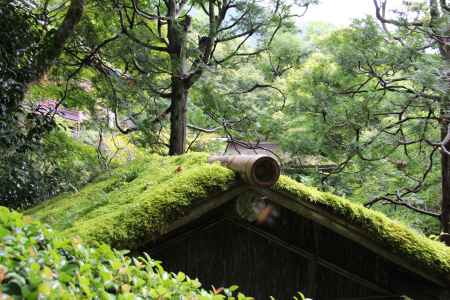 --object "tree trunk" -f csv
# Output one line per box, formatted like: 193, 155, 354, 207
166, 0, 190, 155
440, 22, 450, 239
169, 78, 188, 155
30, 0, 85, 86
441, 103, 450, 241
438, 25, 450, 241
